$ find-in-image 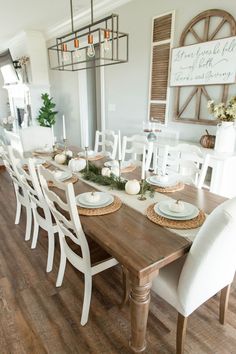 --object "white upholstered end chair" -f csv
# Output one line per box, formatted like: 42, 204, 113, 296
38, 166, 119, 325
152, 197, 236, 354
20, 126, 53, 152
